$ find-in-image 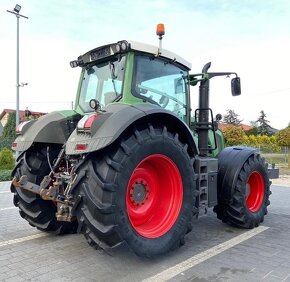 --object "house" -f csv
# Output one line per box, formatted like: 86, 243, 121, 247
218, 122, 279, 135
218, 122, 253, 132
0, 109, 46, 128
